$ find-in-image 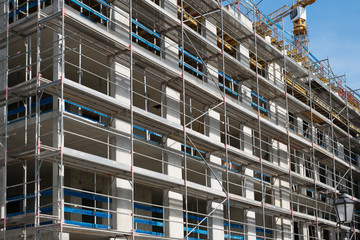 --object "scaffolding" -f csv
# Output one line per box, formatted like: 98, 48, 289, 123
0, 0, 360, 239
